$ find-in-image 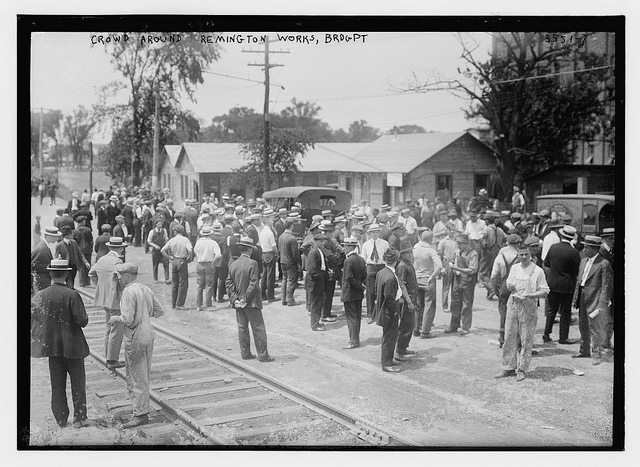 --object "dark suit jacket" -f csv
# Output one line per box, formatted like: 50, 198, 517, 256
72, 209, 93, 230
55, 239, 87, 268
97, 208, 108, 234
375, 266, 402, 326
122, 205, 134, 228
278, 231, 300, 266
31, 240, 53, 275
94, 234, 111, 262
57, 215, 75, 232
307, 246, 328, 281
226, 253, 262, 309
544, 241, 581, 294
572, 255, 613, 313
341, 252, 366, 303
105, 203, 120, 227
31, 283, 90, 359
